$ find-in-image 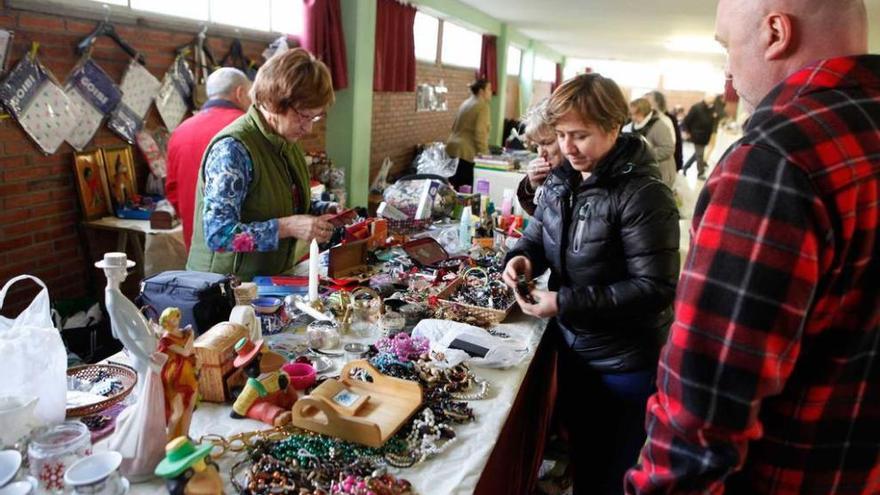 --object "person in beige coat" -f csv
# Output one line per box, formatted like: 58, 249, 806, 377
446, 79, 491, 189
625, 98, 676, 189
